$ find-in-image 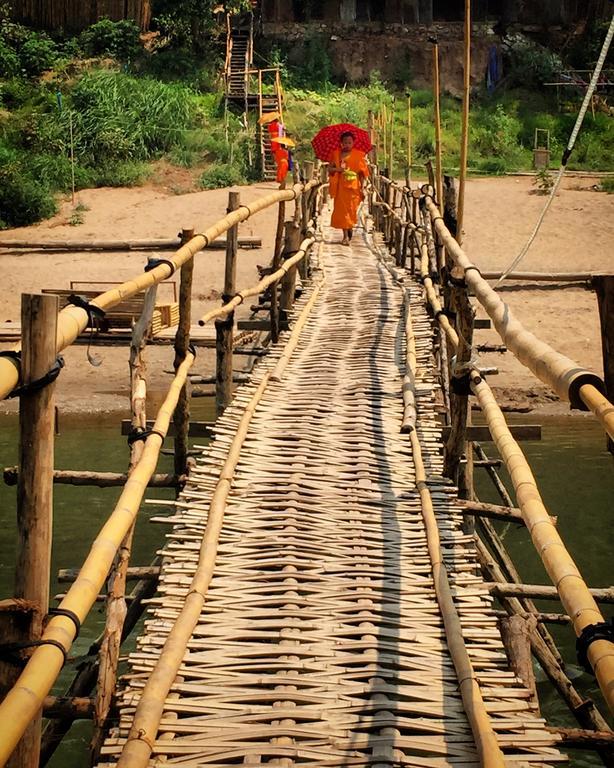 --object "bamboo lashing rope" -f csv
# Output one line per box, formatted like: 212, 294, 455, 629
0, 352, 195, 766
424, 197, 613, 441
414, 216, 614, 714
0, 180, 320, 402
116, 260, 326, 768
